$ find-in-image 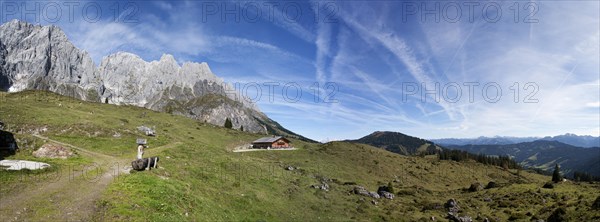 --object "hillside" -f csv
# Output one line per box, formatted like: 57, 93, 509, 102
0, 91, 599, 221
348, 131, 442, 155
447, 141, 600, 177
